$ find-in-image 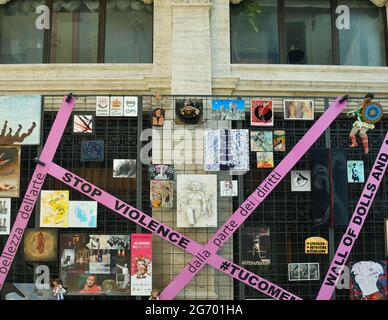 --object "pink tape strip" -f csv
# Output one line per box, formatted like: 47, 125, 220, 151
317, 132, 388, 300
0, 96, 76, 290
47, 162, 301, 300
160, 97, 348, 300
